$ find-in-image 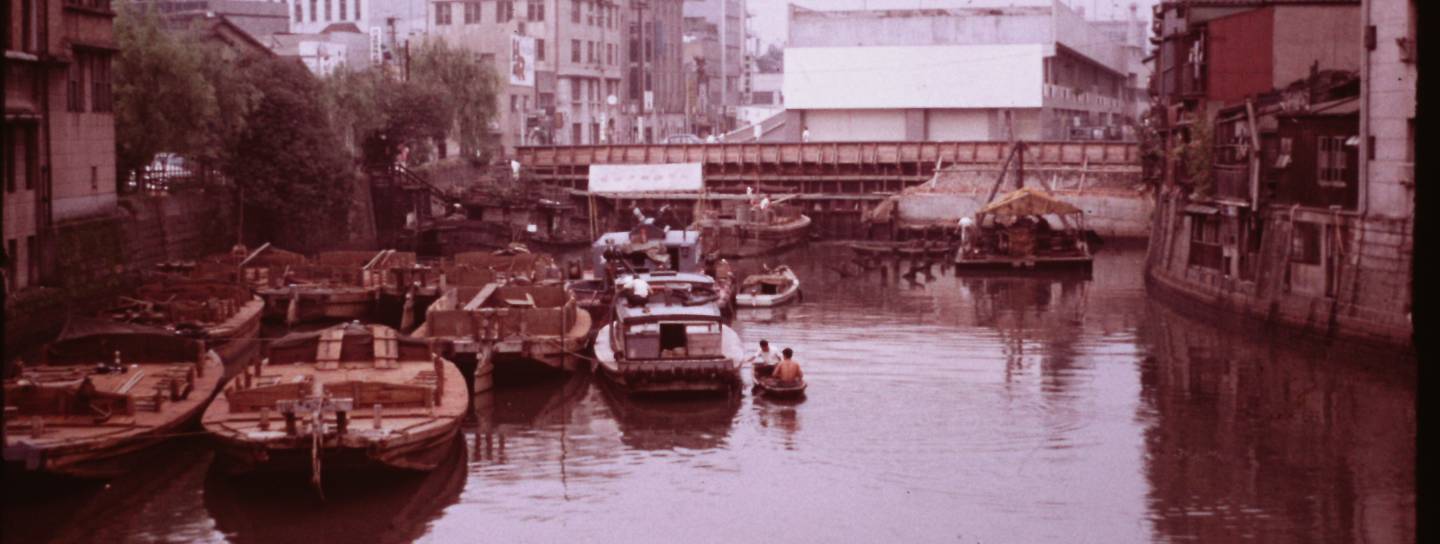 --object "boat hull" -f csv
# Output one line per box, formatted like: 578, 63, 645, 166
3, 353, 226, 480
208, 421, 462, 474
594, 324, 744, 395
700, 215, 812, 259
